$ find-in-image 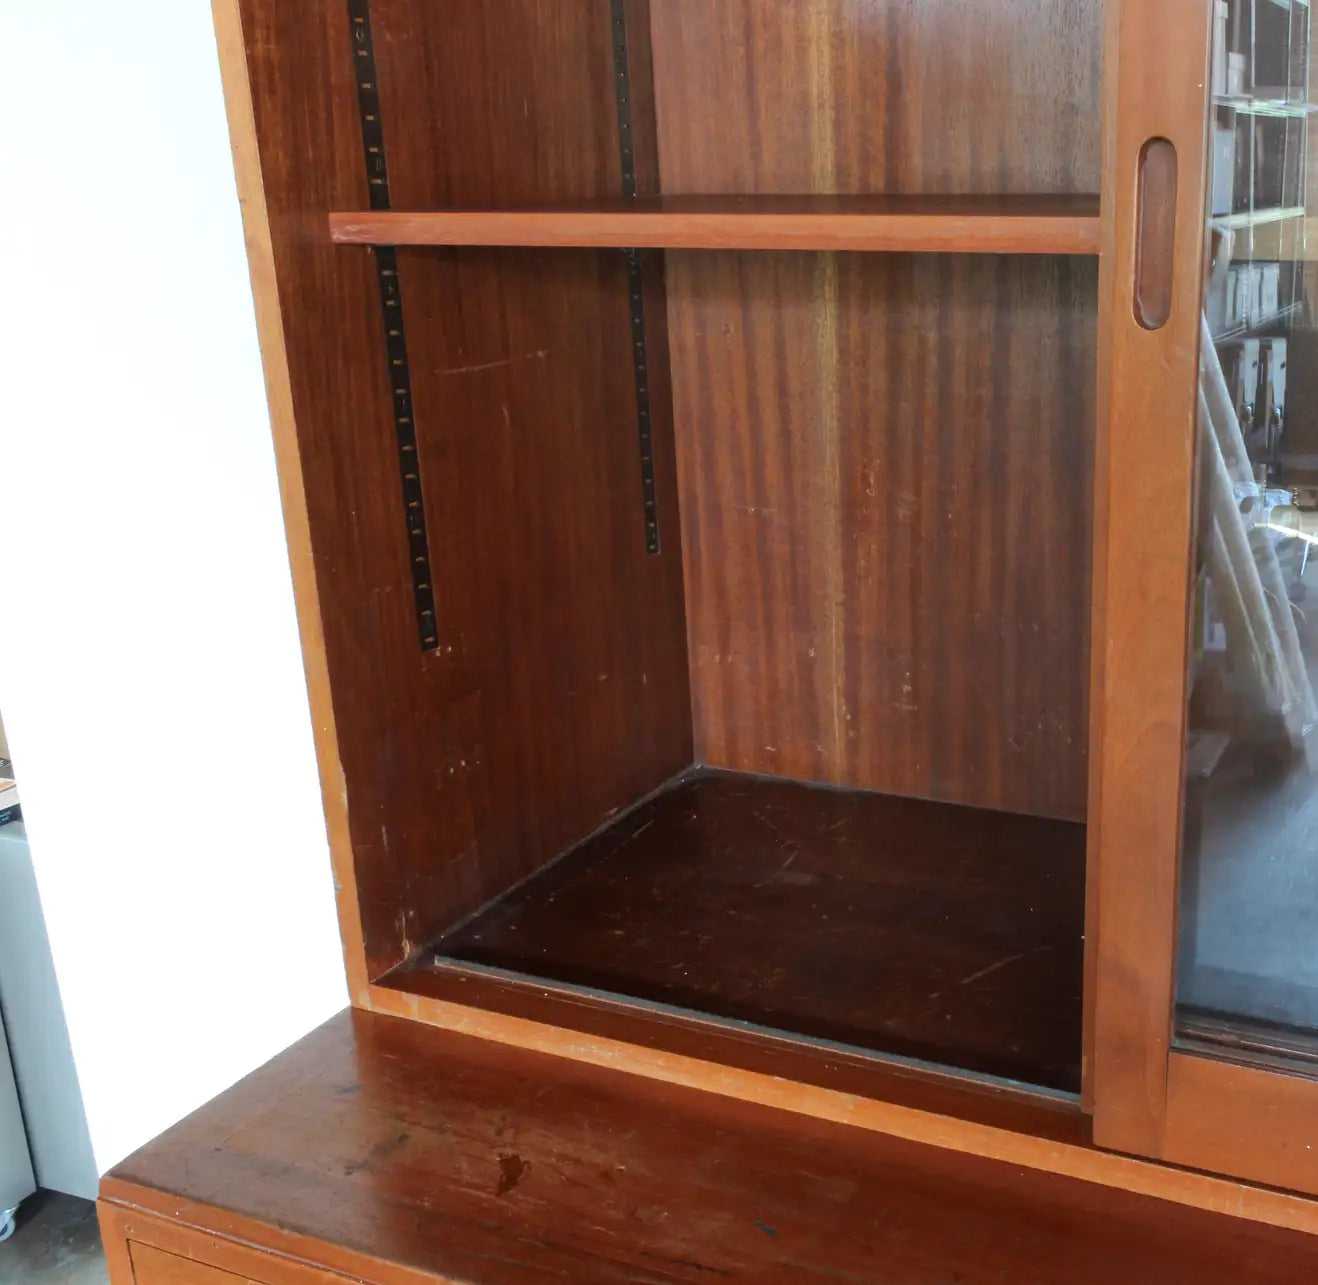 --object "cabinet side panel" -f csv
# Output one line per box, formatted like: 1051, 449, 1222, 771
239, 0, 690, 977
668, 252, 1094, 818
396, 245, 691, 920
370, 0, 692, 930
234, 0, 405, 981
